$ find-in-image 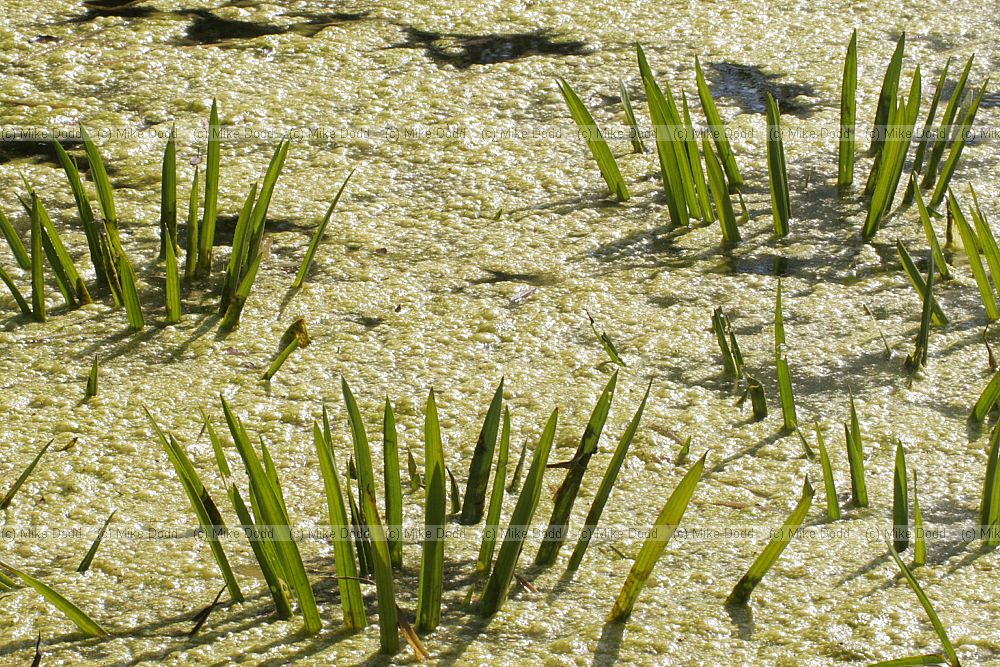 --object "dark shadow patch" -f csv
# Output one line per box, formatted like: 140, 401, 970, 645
0, 140, 92, 172
285, 10, 371, 38
347, 314, 385, 330
176, 9, 288, 45
390, 27, 589, 69
471, 268, 559, 286
73, 0, 156, 22
704, 62, 817, 116
208, 214, 297, 247
978, 91, 1000, 109
174, 9, 368, 45
725, 601, 754, 641
712, 254, 799, 277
